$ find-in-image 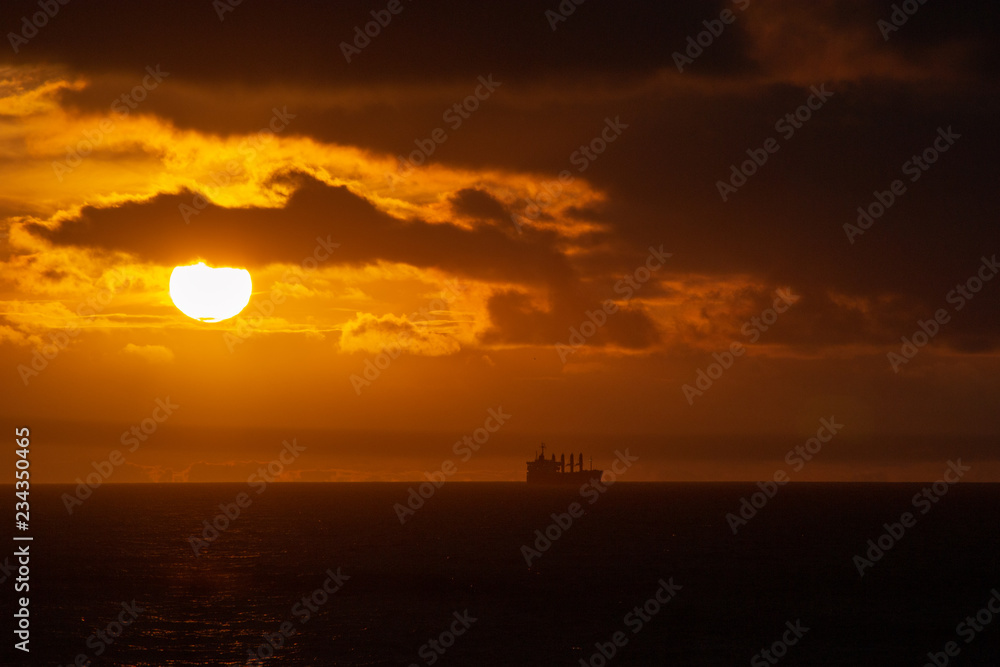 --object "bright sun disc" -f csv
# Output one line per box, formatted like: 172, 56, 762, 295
169, 262, 252, 323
